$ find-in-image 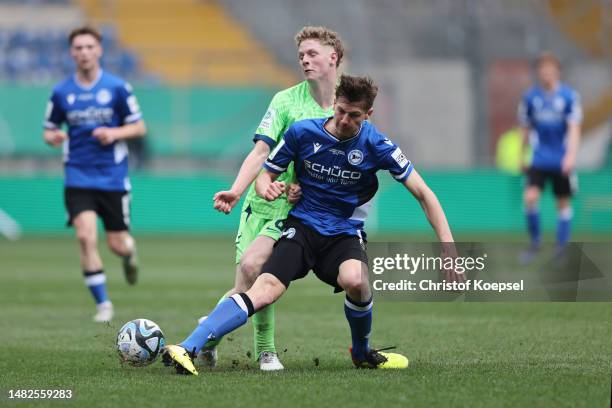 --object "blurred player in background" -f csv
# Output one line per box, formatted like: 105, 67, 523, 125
163, 74, 460, 375
43, 26, 146, 322
518, 52, 582, 263
204, 26, 344, 370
